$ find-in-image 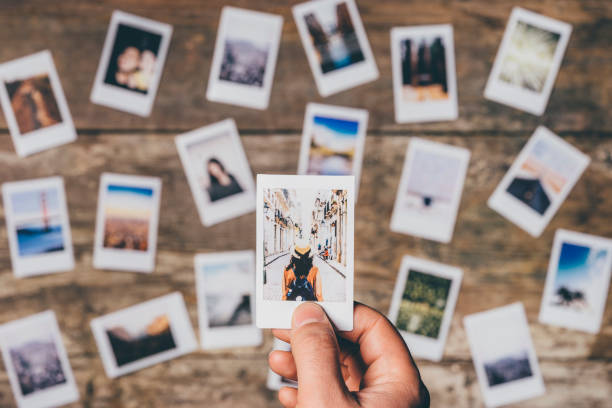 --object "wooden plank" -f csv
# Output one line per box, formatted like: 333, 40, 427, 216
0, 0, 609, 132
0, 133, 610, 406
